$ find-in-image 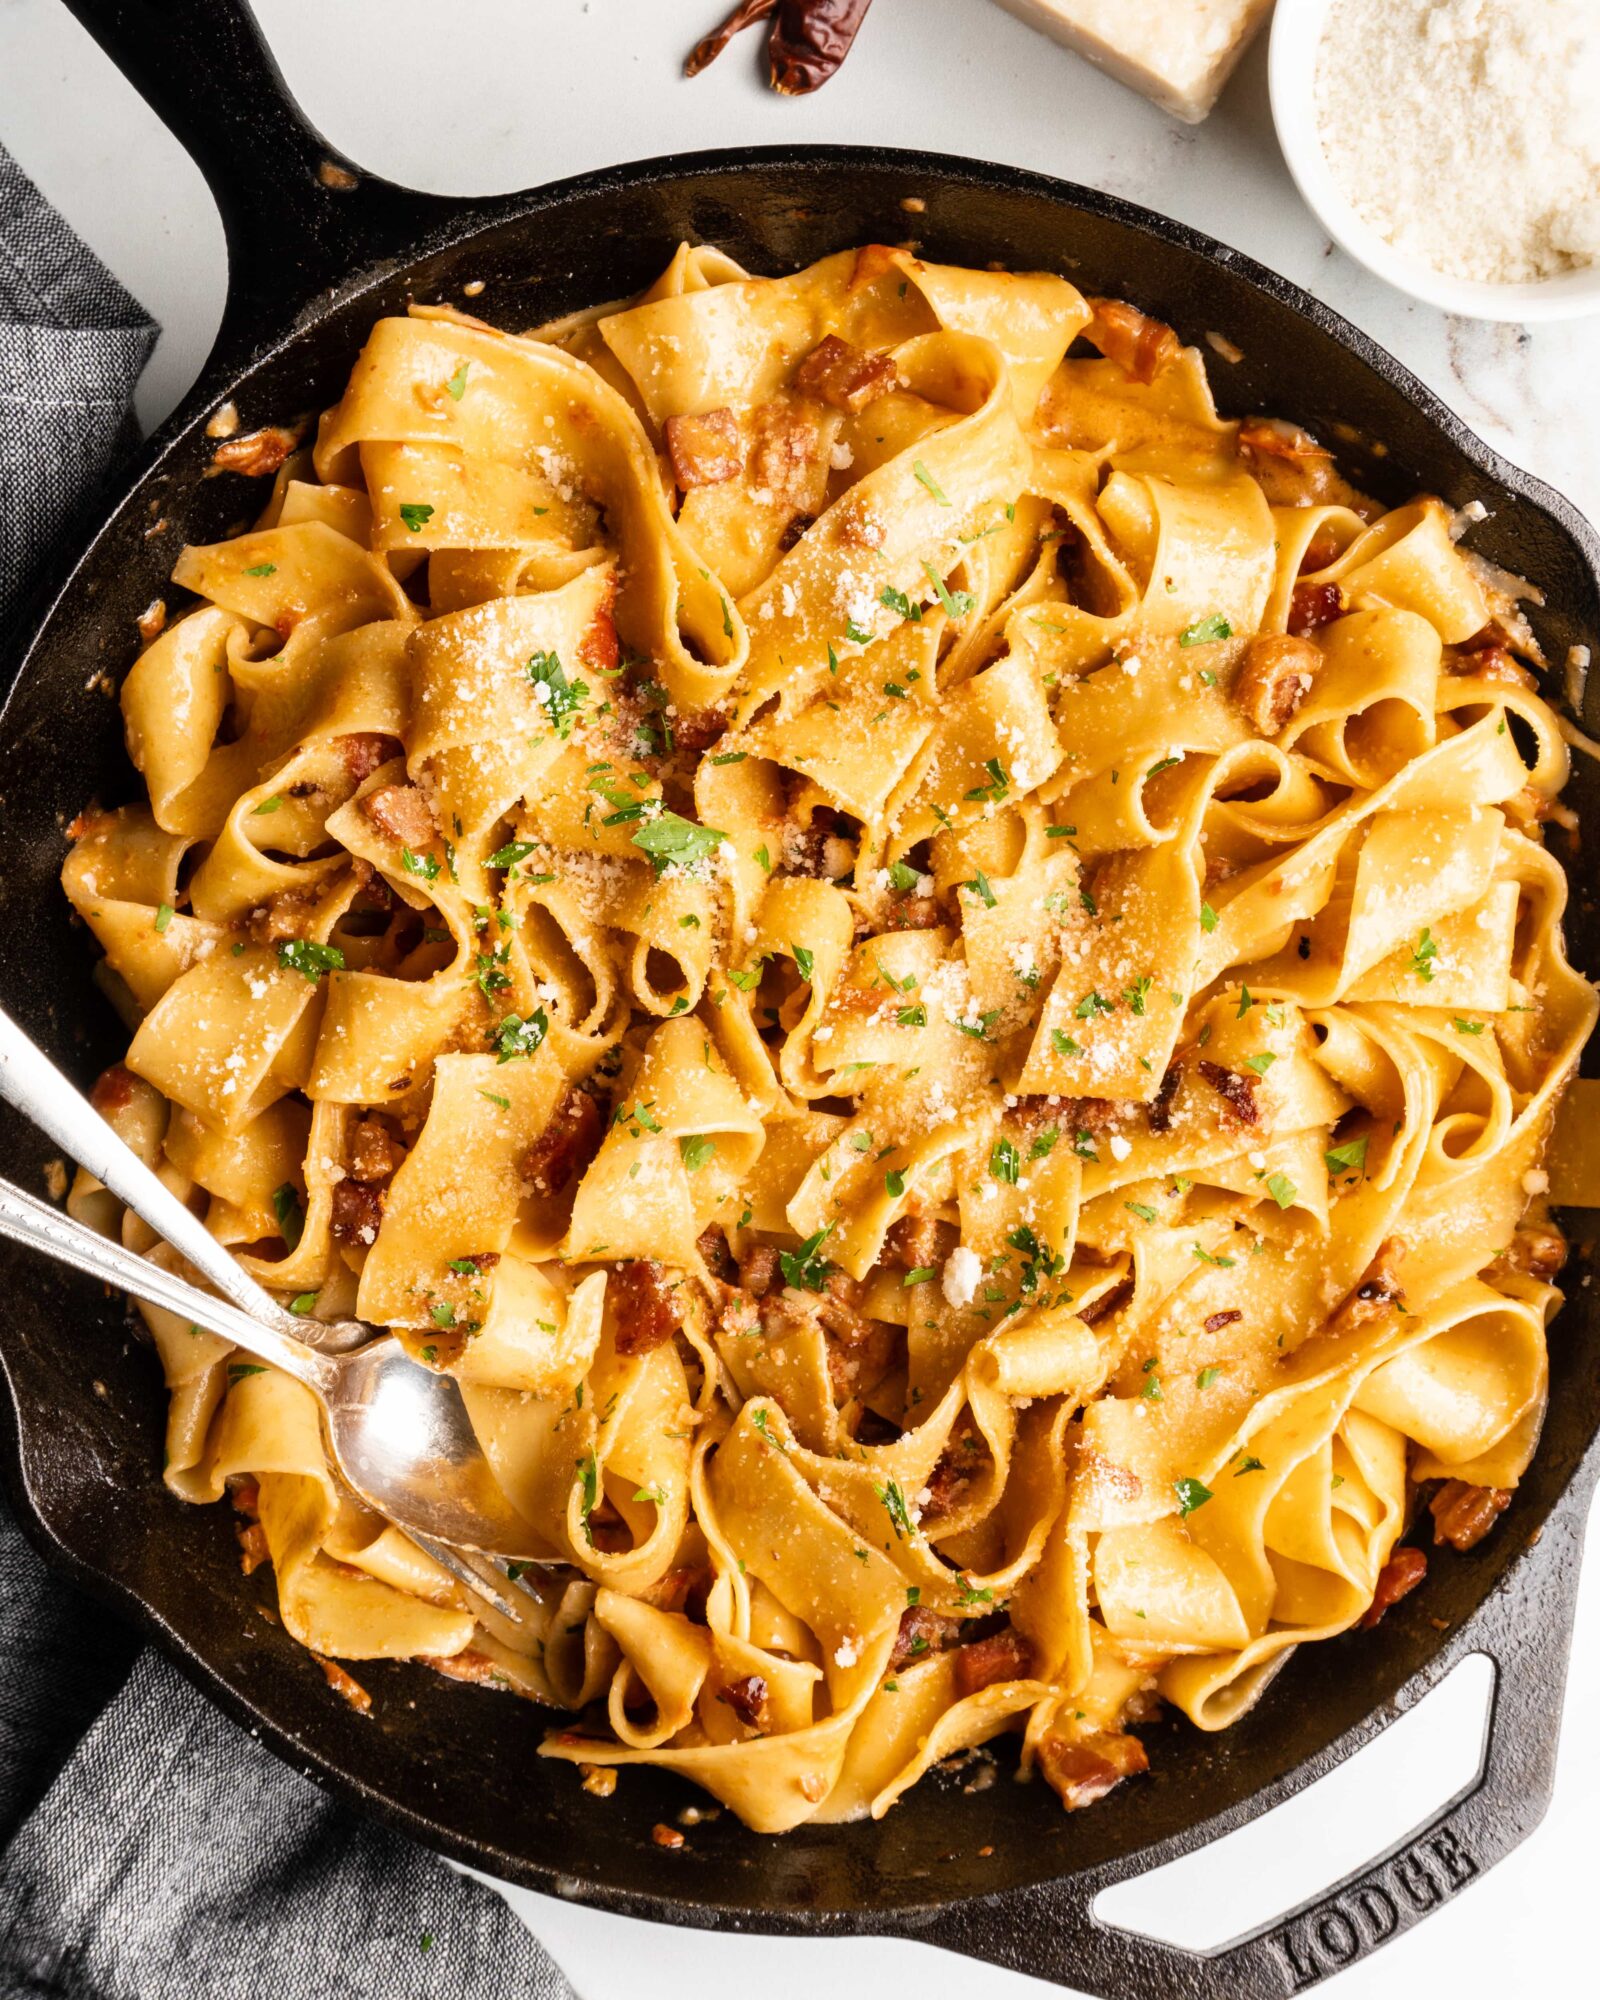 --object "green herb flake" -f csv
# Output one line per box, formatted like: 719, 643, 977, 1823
1174, 1476, 1212, 1517
989, 1138, 1021, 1186
913, 459, 950, 504
1179, 612, 1232, 647
271, 1182, 304, 1249
1265, 1171, 1297, 1209
398, 502, 434, 533
487, 1008, 549, 1063
1324, 1135, 1369, 1174
679, 1134, 716, 1172
153, 902, 174, 934
632, 811, 728, 875
277, 938, 344, 982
